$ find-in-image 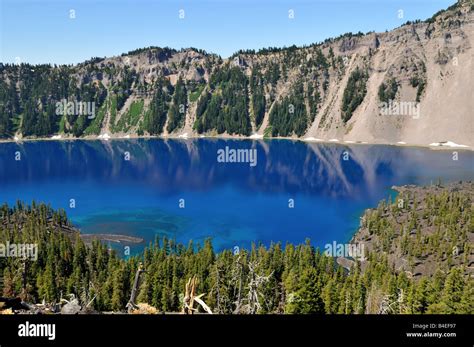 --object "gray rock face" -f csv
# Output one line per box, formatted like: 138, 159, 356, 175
61, 299, 81, 314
